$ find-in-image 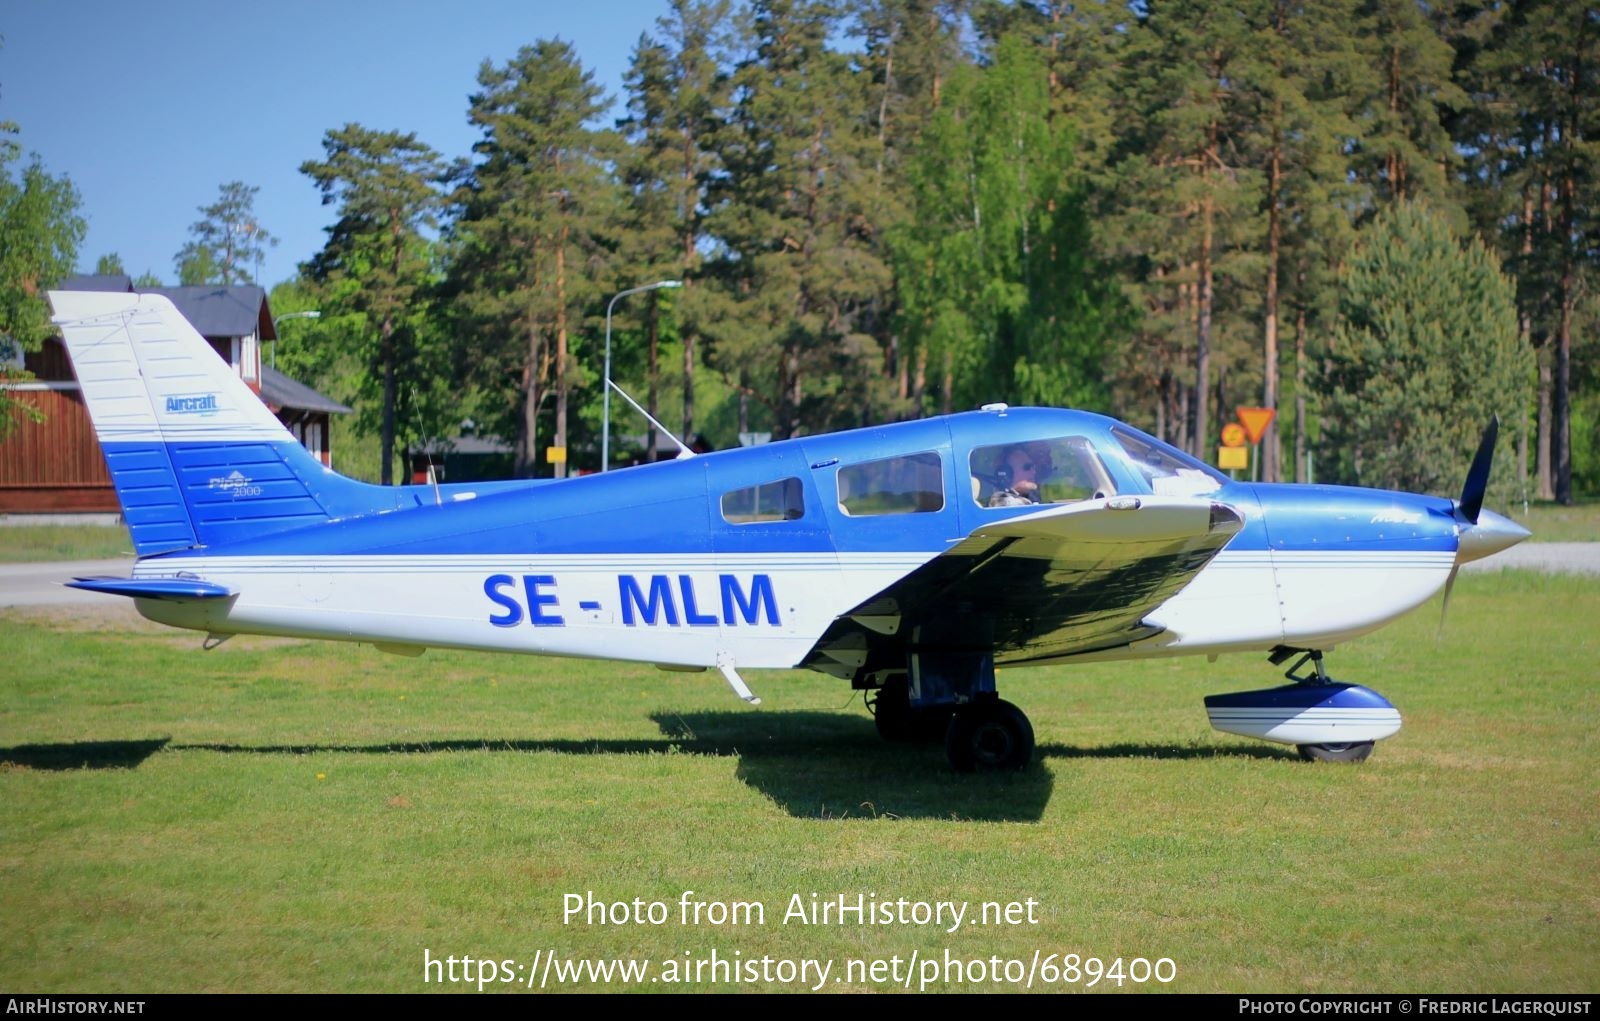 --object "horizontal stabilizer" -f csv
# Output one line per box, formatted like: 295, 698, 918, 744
67, 576, 233, 601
